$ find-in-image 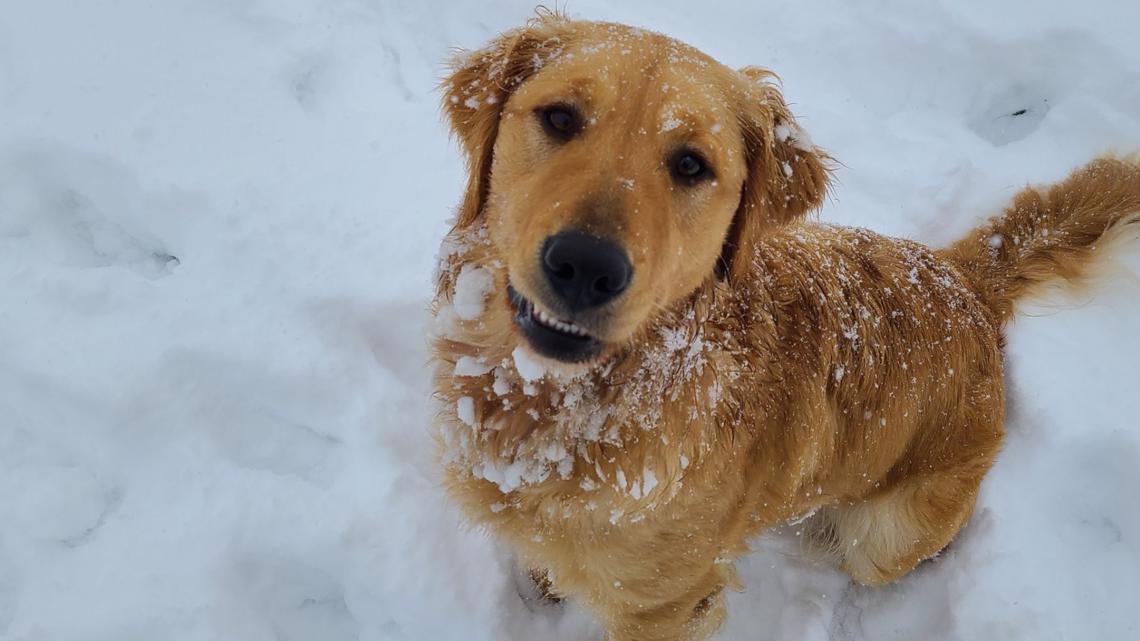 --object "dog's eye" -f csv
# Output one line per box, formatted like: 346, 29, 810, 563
537, 105, 582, 140
671, 151, 711, 184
